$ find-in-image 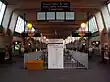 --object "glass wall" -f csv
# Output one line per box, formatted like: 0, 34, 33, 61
101, 5, 110, 31
15, 16, 26, 33
84, 16, 98, 33
88, 17, 98, 33
107, 3, 110, 14
0, 1, 6, 25
95, 12, 104, 32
